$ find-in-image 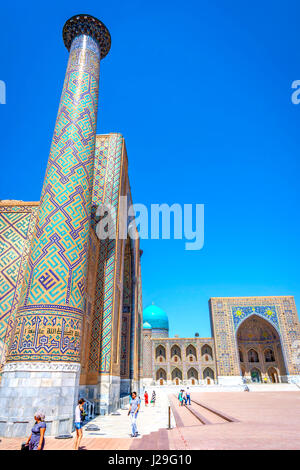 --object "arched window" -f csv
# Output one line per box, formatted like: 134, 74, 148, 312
155, 345, 166, 361
185, 344, 197, 361
203, 367, 214, 379
248, 349, 259, 363
171, 344, 182, 360
264, 348, 275, 362
187, 368, 199, 380
201, 344, 213, 360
